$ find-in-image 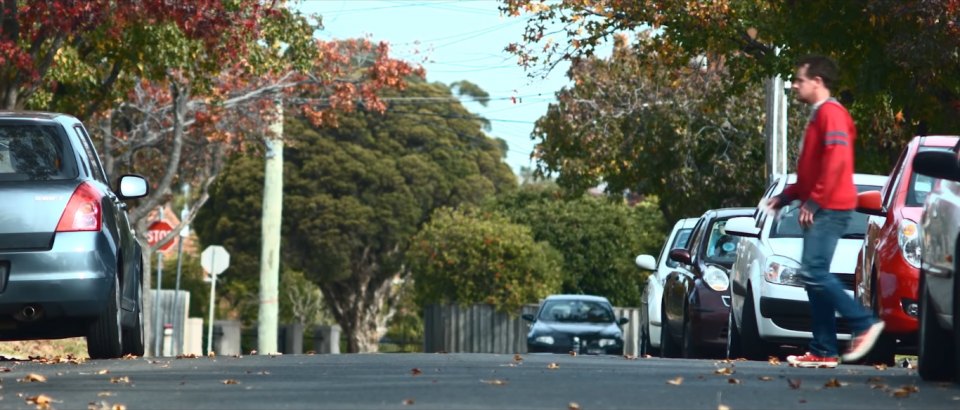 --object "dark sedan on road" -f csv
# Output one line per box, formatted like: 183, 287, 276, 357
660, 207, 754, 359
523, 294, 628, 355
0, 111, 148, 359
